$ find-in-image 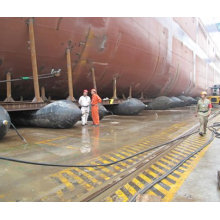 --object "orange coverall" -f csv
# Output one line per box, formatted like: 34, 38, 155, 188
91, 93, 102, 125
